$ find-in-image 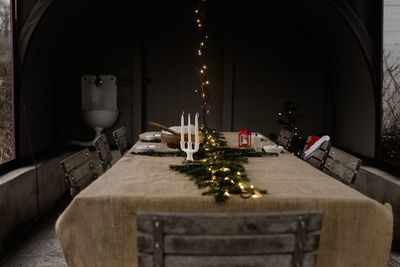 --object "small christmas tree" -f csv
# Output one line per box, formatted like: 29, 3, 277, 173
278, 101, 305, 157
